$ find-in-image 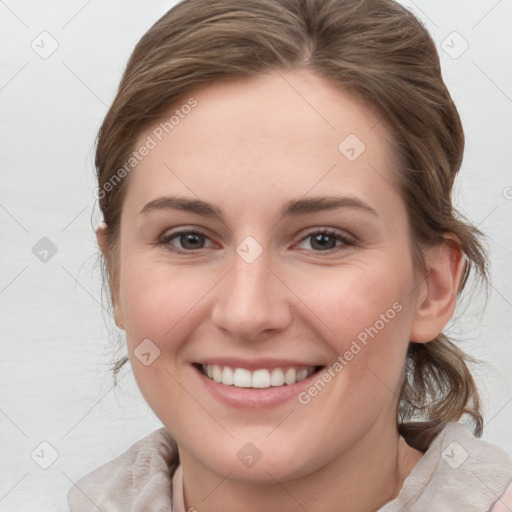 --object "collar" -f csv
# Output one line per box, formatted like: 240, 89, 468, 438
67, 422, 512, 512
67, 428, 179, 511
